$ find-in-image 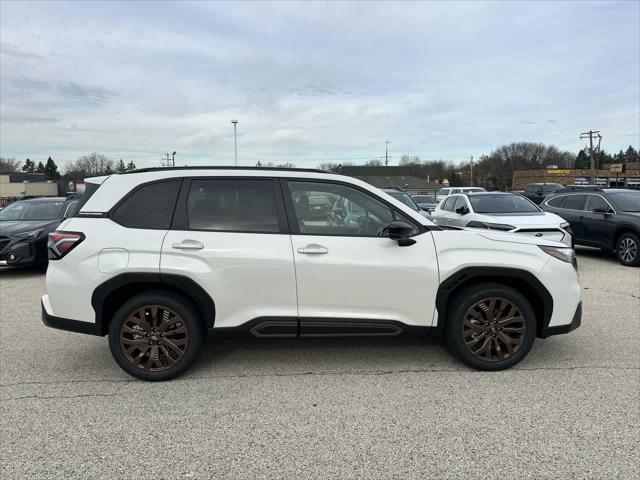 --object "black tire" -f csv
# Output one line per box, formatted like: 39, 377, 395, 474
615, 232, 640, 267
445, 283, 537, 371
108, 291, 205, 381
